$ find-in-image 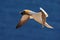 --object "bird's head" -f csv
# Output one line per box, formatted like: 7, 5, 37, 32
20, 9, 31, 15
